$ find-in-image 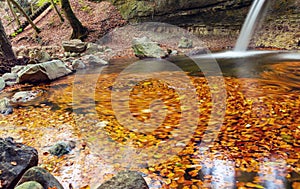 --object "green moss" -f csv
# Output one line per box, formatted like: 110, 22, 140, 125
109, 0, 154, 20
